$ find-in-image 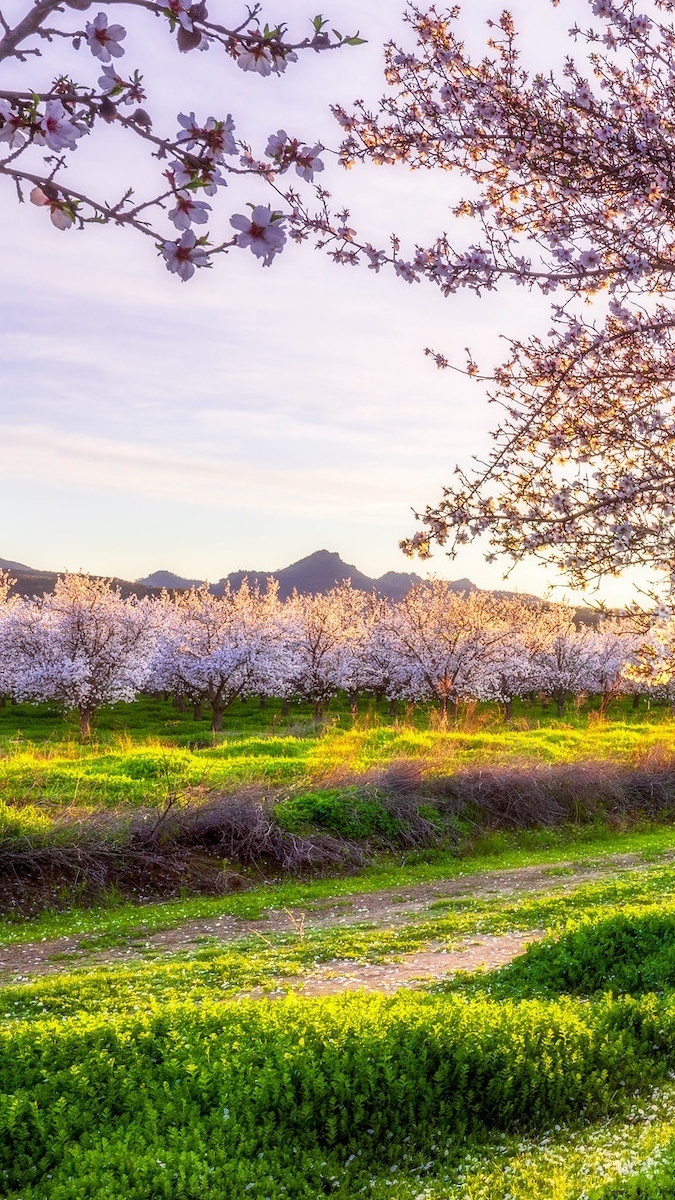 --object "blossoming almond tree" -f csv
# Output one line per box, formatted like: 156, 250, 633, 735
0, 571, 19, 702
151, 580, 281, 730
528, 605, 599, 717
0, 2, 364, 278
3, 573, 154, 736
386, 582, 510, 720
281, 582, 364, 721
313, 1, 675, 591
